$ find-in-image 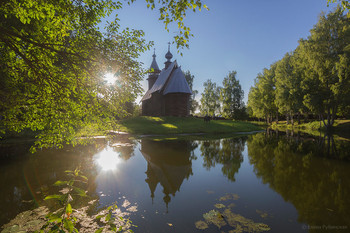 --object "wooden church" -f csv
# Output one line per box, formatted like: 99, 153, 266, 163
141, 45, 192, 116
